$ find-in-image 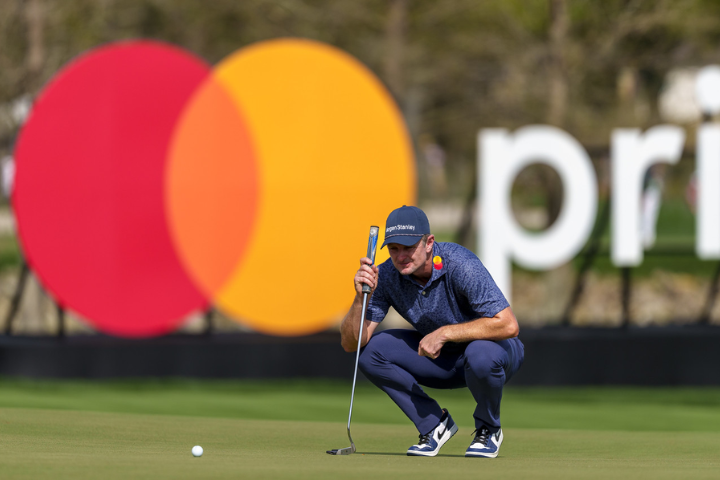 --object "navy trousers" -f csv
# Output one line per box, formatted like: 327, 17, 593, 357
358, 329, 524, 435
